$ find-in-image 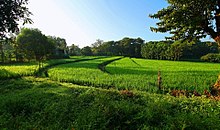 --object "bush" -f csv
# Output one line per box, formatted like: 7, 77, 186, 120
201, 53, 220, 63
